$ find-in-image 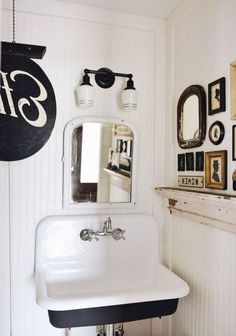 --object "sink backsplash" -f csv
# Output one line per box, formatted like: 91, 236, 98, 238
36, 214, 160, 280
